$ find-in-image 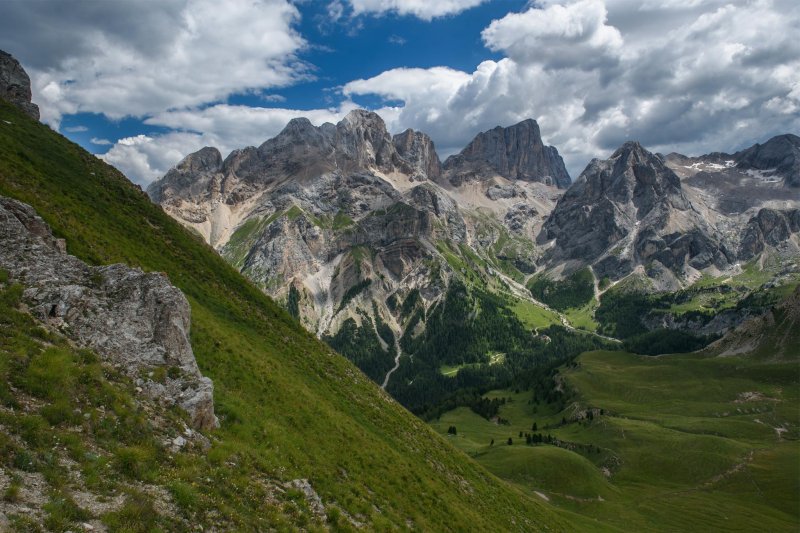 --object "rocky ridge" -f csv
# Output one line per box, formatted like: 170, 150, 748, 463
0, 50, 39, 120
146, 111, 565, 359
148, 107, 800, 385
0, 196, 217, 430
442, 119, 571, 188
541, 141, 733, 283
